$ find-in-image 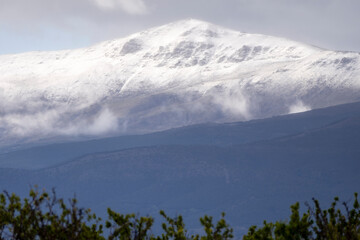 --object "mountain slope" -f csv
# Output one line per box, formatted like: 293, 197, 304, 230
1, 101, 360, 169
1, 101, 359, 236
0, 19, 359, 147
